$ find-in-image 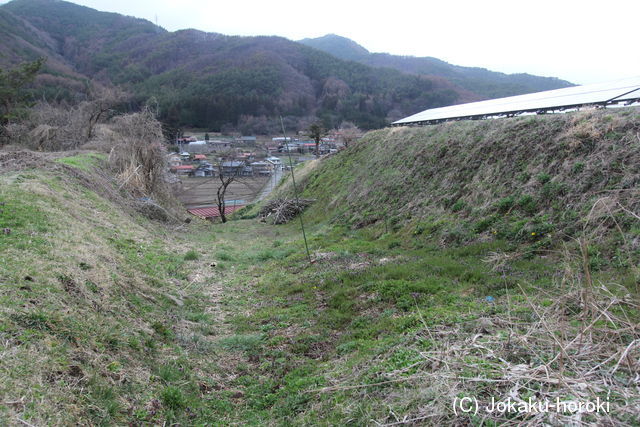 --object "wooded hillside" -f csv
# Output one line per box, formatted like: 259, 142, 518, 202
1, 0, 571, 133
